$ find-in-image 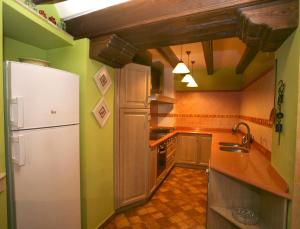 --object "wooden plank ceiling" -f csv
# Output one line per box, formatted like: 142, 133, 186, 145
66, 0, 298, 73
